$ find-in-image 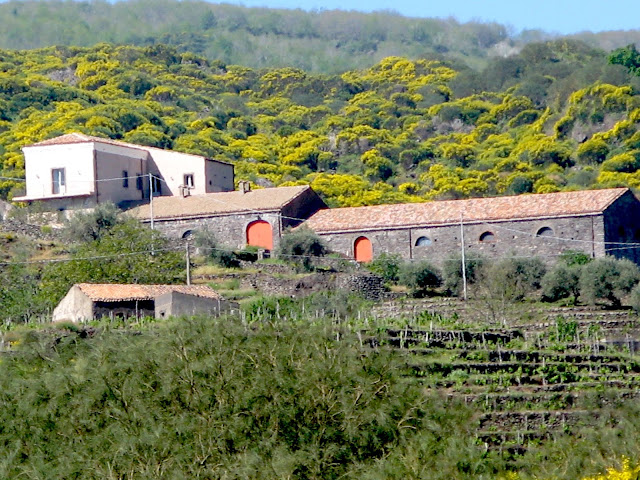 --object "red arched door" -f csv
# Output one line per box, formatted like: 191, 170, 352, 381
246, 220, 273, 250
354, 236, 373, 262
